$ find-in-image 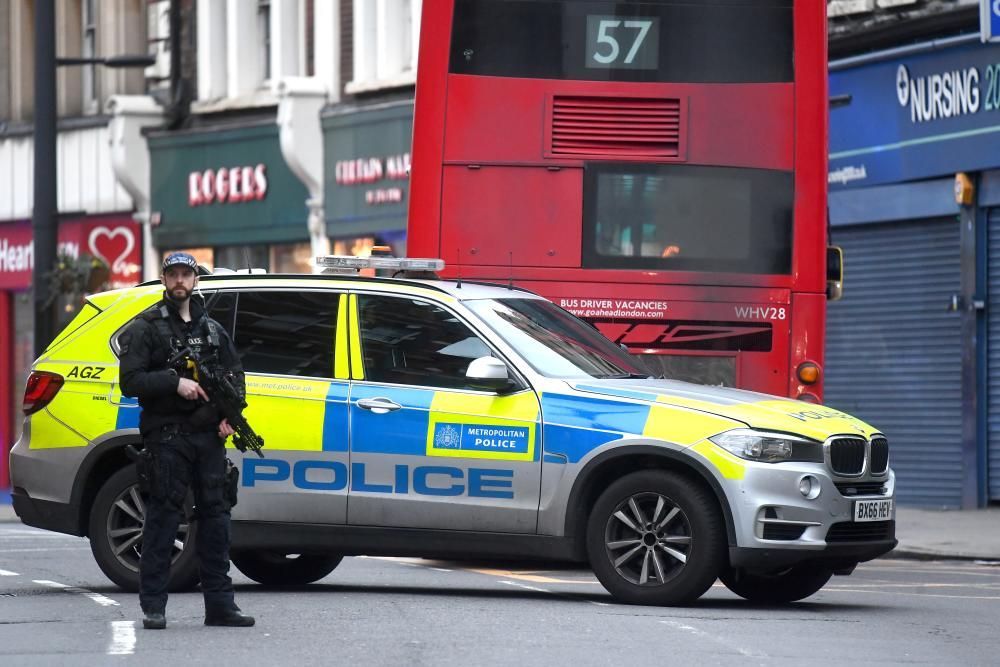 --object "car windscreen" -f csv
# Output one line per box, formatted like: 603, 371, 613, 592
465, 298, 648, 379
